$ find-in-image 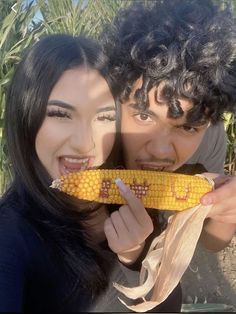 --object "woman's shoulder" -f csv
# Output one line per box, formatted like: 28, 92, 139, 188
0, 189, 72, 312
1, 187, 31, 226
0, 188, 63, 284
0, 189, 46, 263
